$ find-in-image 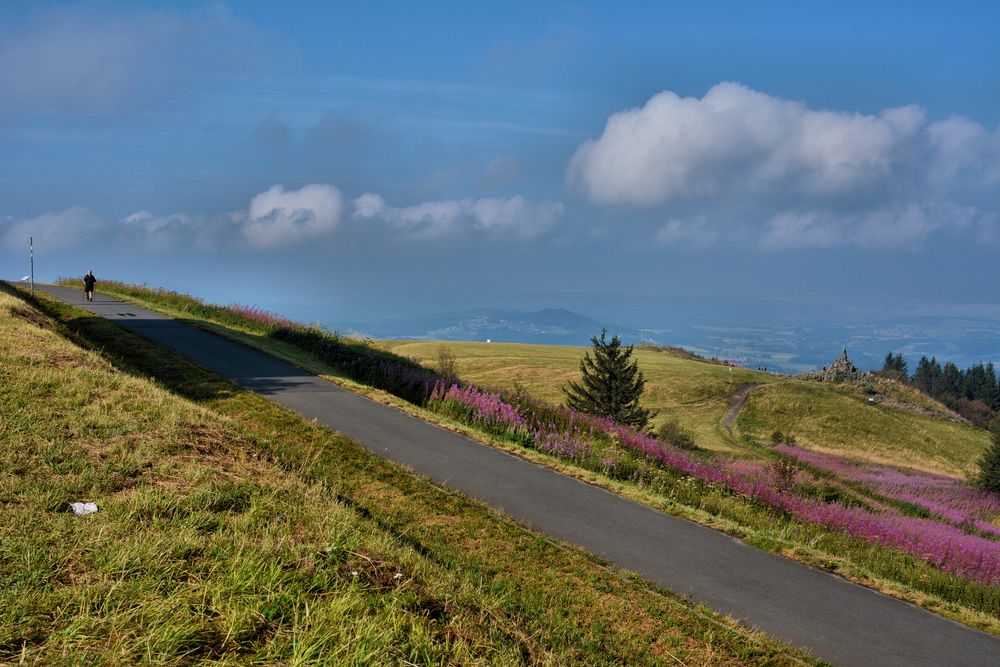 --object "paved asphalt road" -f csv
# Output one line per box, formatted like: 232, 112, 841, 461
34, 284, 1000, 666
